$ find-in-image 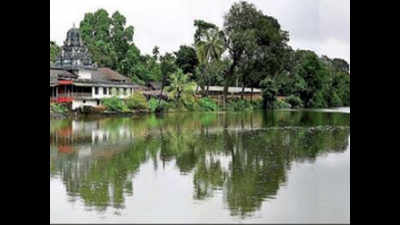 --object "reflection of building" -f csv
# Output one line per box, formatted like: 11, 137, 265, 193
51, 120, 134, 147
50, 25, 139, 110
